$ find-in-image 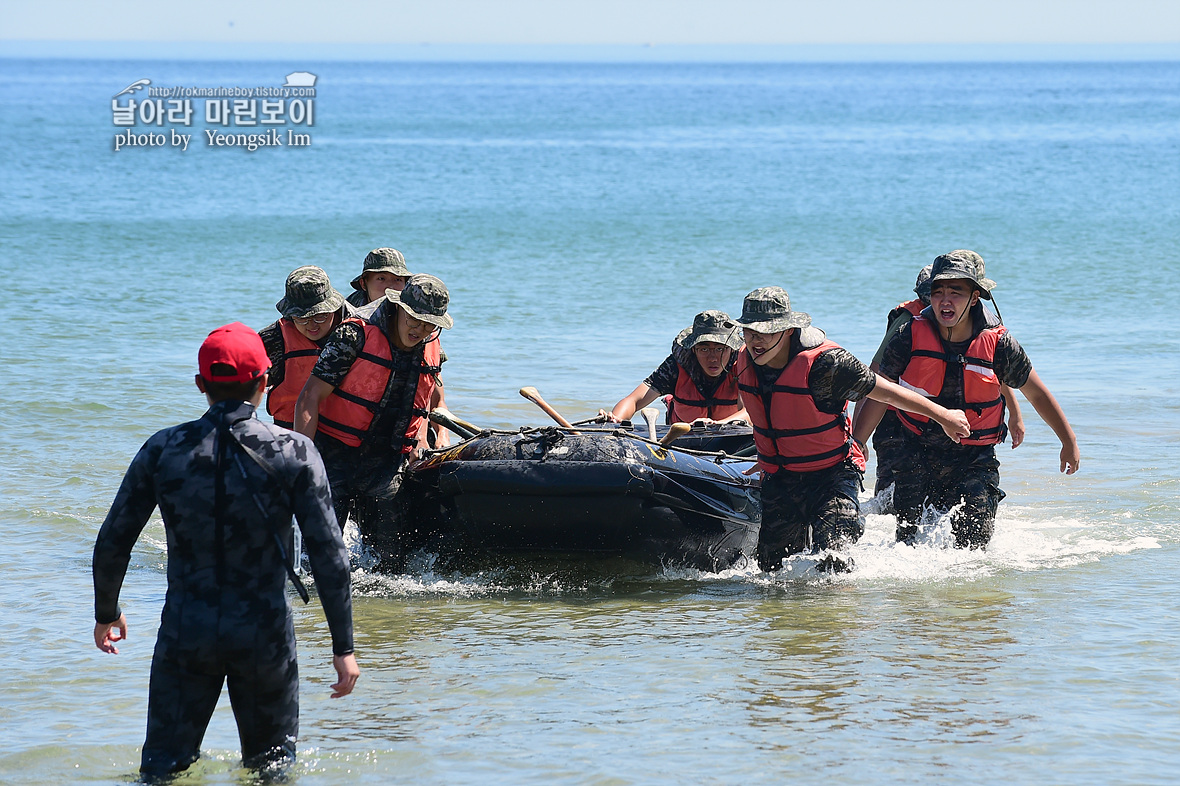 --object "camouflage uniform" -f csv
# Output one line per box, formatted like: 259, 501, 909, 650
644, 349, 736, 407
879, 303, 1032, 547
311, 298, 437, 560
749, 332, 877, 571
92, 399, 353, 777
258, 305, 355, 390
347, 247, 411, 307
